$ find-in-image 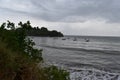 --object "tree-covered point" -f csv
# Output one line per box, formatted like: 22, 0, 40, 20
16, 21, 64, 37
27, 27, 64, 37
